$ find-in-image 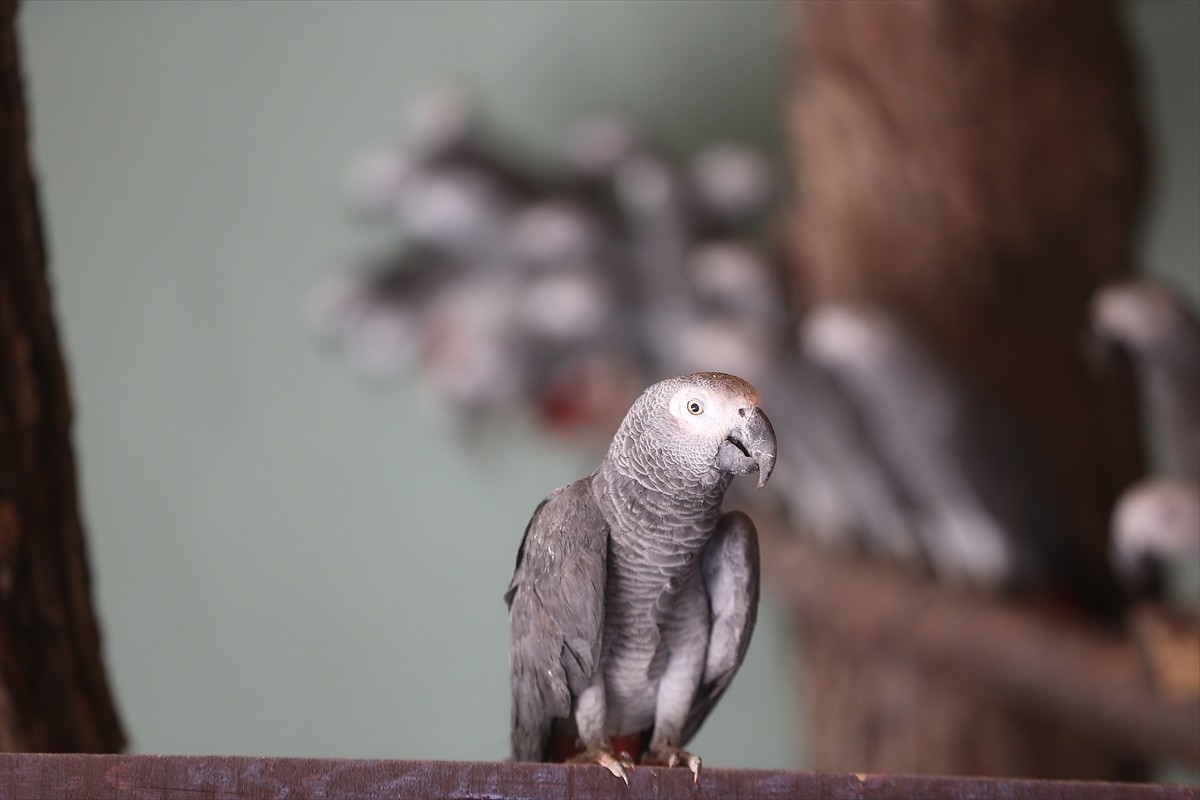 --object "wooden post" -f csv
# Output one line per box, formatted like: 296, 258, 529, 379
783, 0, 1148, 778
0, 0, 126, 753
